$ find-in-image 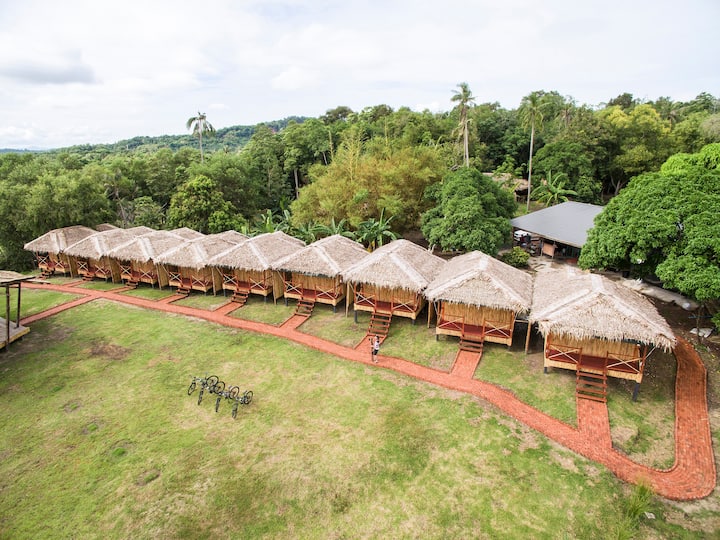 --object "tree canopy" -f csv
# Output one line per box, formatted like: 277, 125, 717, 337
579, 143, 720, 317
421, 168, 516, 255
